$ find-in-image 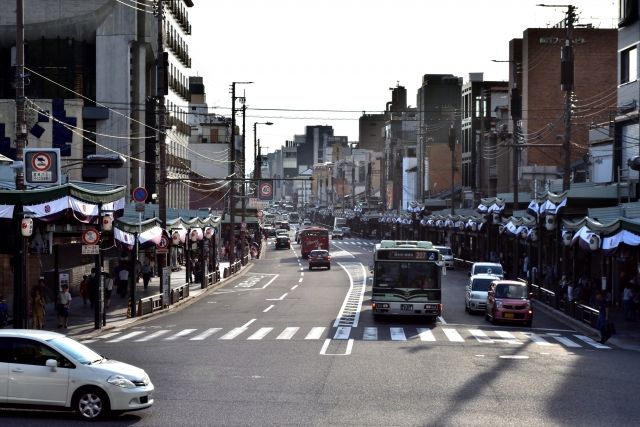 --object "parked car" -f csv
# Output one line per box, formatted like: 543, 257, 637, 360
275, 235, 291, 249
485, 280, 533, 326
0, 329, 154, 420
469, 262, 504, 278
465, 274, 499, 313
303, 219, 312, 226
341, 227, 352, 238
308, 249, 331, 270
434, 245, 454, 269
332, 228, 344, 239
